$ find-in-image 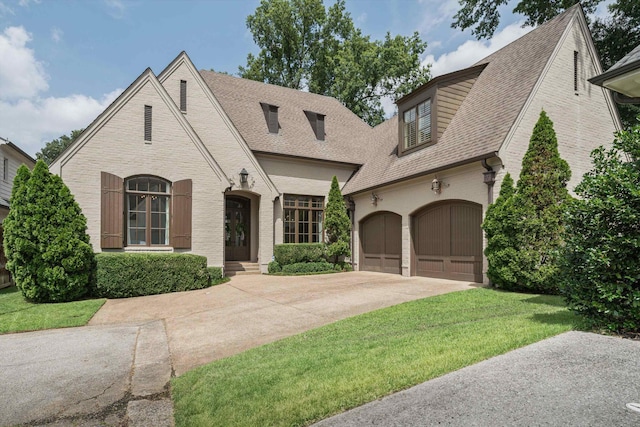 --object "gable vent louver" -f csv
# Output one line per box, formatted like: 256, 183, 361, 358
260, 102, 279, 134
304, 110, 325, 141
